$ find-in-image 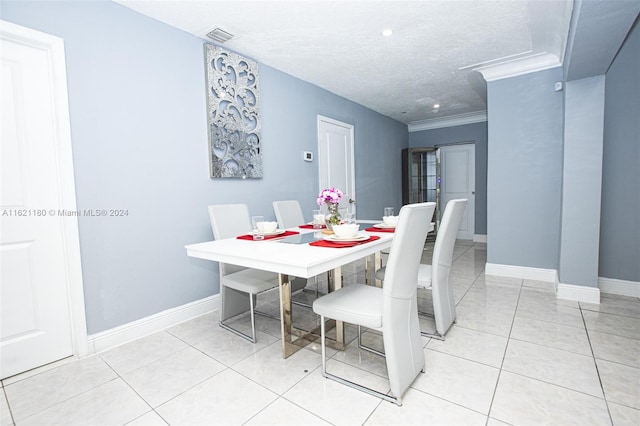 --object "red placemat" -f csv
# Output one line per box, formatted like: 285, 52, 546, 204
309, 235, 380, 248
365, 226, 395, 233
237, 230, 299, 241
298, 224, 326, 229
